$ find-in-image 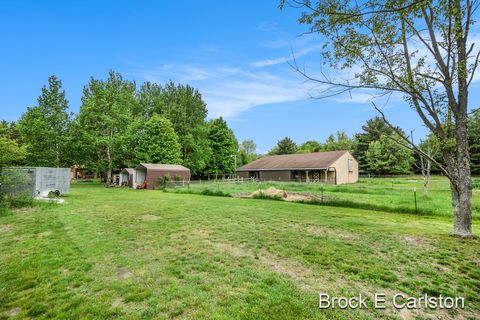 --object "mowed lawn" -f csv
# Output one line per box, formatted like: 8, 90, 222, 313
0, 184, 479, 319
